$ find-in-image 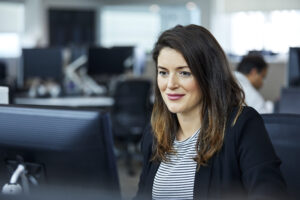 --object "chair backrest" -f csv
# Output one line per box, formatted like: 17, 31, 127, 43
112, 79, 152, 136
279, 87, 300, 114
0, 61, 6, 81
261, 114, 300, 199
